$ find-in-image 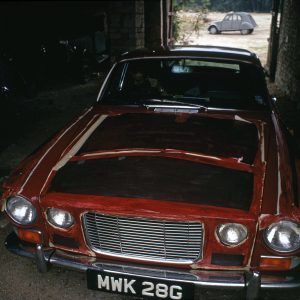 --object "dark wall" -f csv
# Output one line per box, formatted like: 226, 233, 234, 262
0, 0, 165, 55
0, 1, 106, 43
275, 0, 300, 104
